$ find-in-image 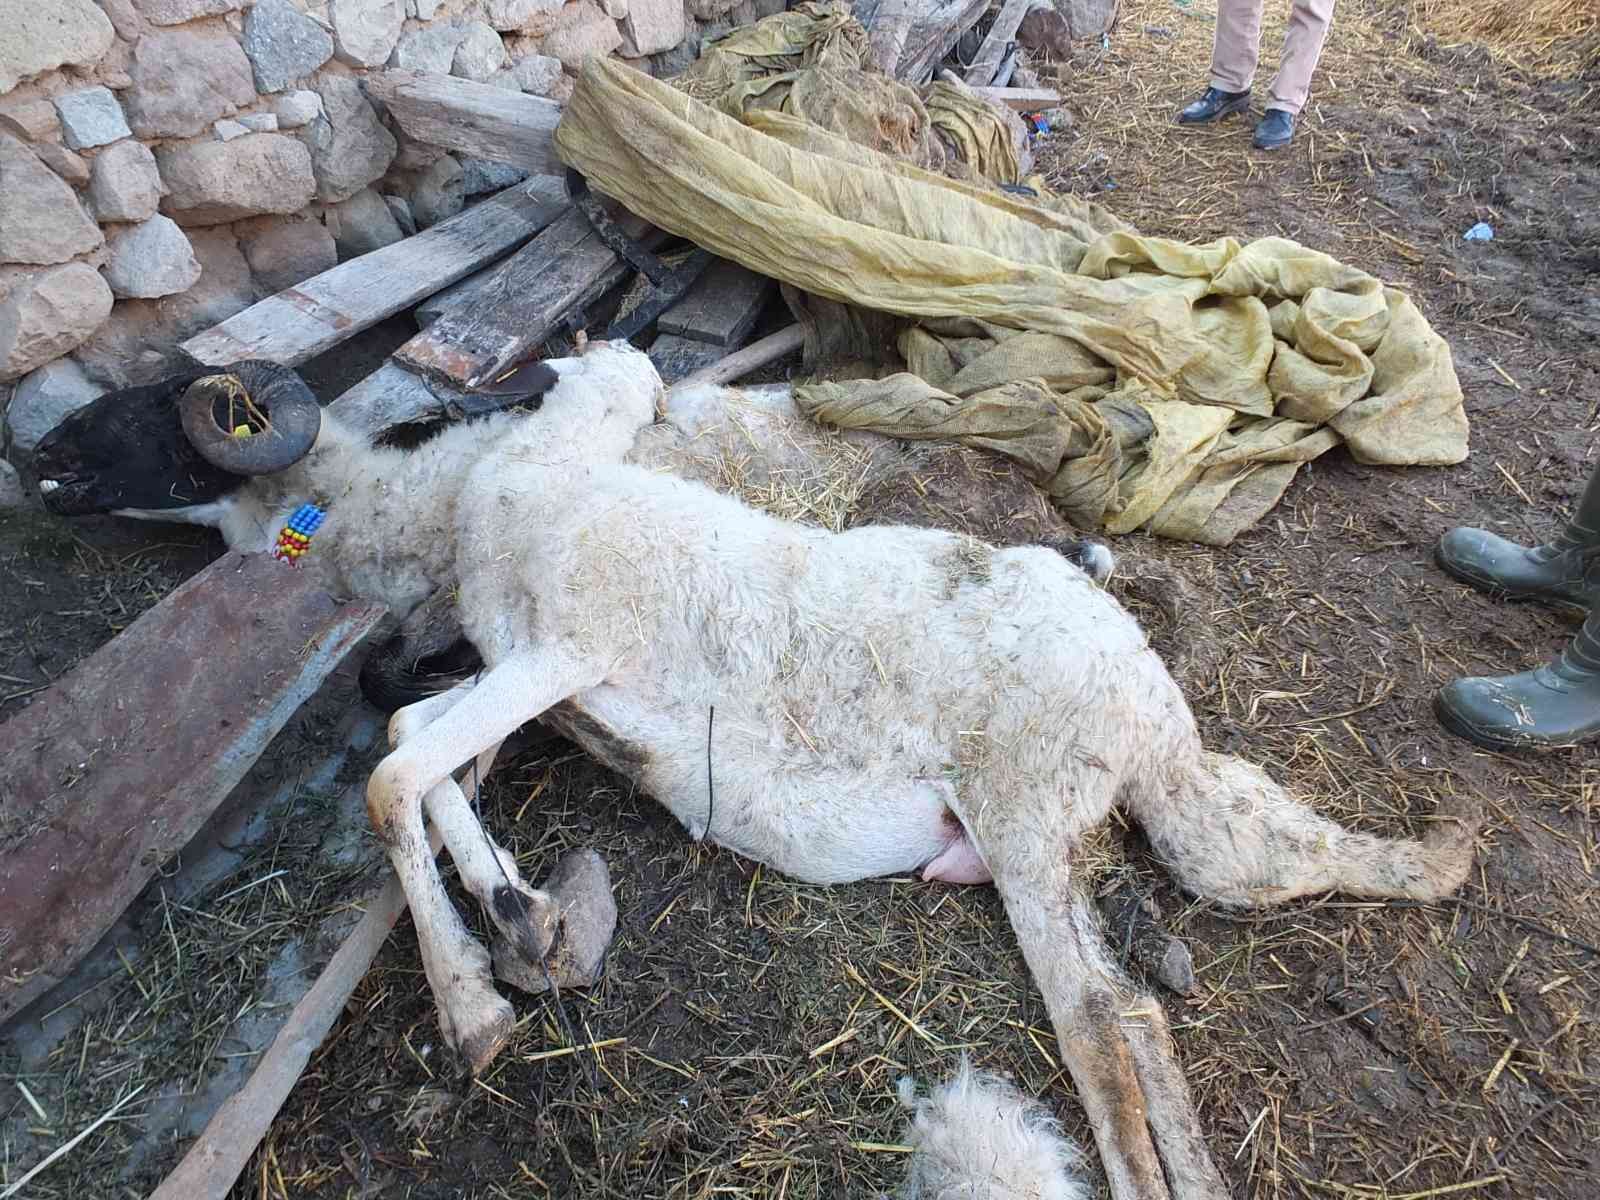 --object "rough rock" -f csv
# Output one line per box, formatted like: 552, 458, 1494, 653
102, 215, 202, 299
1060, 0, 1117, 38
408, 153, 463, 228
598, 0, 626, 17
238, 111, 280, 133
543, 72, 574, 104
508, 51, 562, 94
459, 155, 525, 196
88, 138, 162, 221
618, 0, 683, 57
97, 0, 145, 41
0, 459, 24, 508
542, 1, 622, 73
451, 21, 505, 79
326, 187, 404, 258
0, 265, 114, 383
214, 117, 251, 140
273, 89, 322, 128
129, 0, 243, 24
5, 358, 104, 454
238, 215, 337, 294
390, 22, 467, 72
35, 143, 91, 187
0, 0, 116, 94
384, 194, 416, 236
53, 86, 131, 150
0, 99, 60, 142
482, 0, 561, 33
74, 229, 254, 387
332, 0, 404, 67
392, 126, 448, 169
305, 74, 395, 203
124, 28, 257, 138
241, 0, 336, 93
0, 135, 103, 265
1017, 2, 1073, 57
158, 132, 317, 225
